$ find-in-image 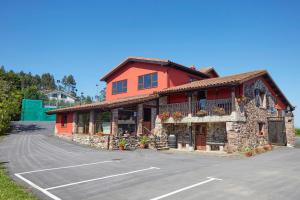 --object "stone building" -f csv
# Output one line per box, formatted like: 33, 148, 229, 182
48, 57, 295, 153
